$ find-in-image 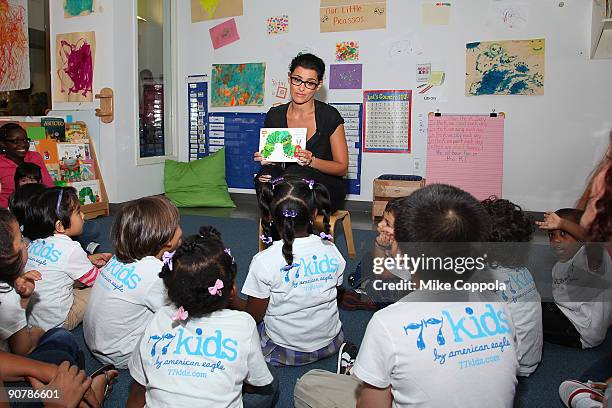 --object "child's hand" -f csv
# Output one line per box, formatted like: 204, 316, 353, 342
88, 253, 112, 267
14, 270, 42, 298
535, 211, 564, 230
